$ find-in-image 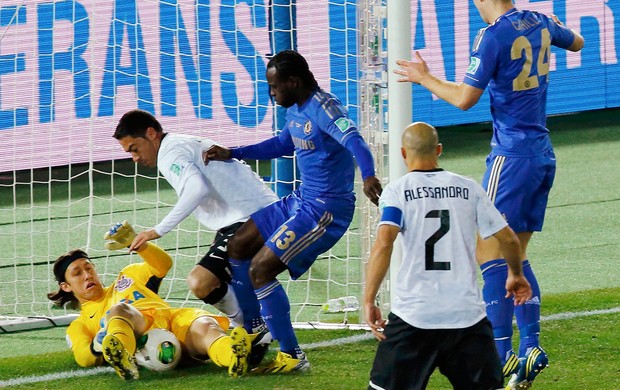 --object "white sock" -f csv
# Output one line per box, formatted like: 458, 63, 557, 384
211, 286, 244, 328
